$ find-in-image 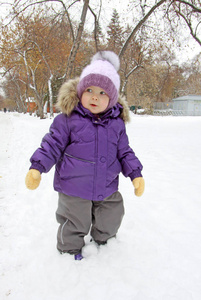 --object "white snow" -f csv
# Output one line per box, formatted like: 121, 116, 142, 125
1, 111, 201, 300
